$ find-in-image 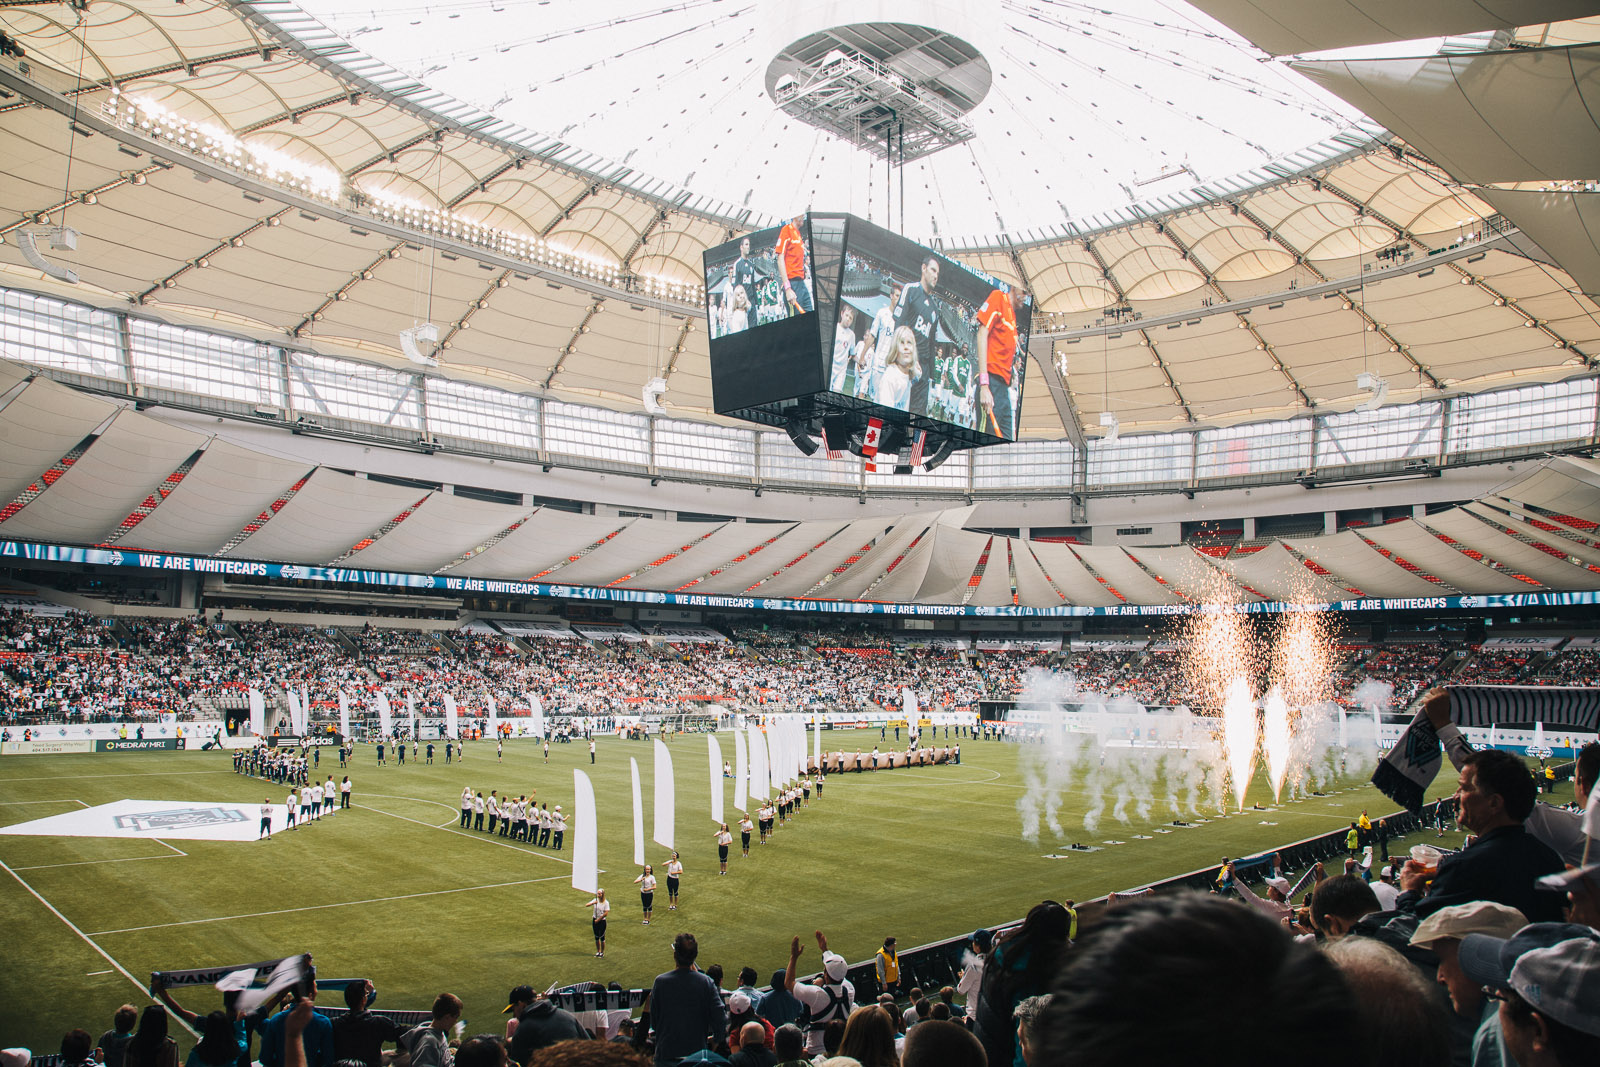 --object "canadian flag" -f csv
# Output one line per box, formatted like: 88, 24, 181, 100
862, 418, 884, 472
